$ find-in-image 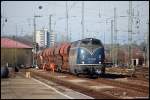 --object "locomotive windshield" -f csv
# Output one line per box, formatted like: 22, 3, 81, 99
80, 38, 103, 47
